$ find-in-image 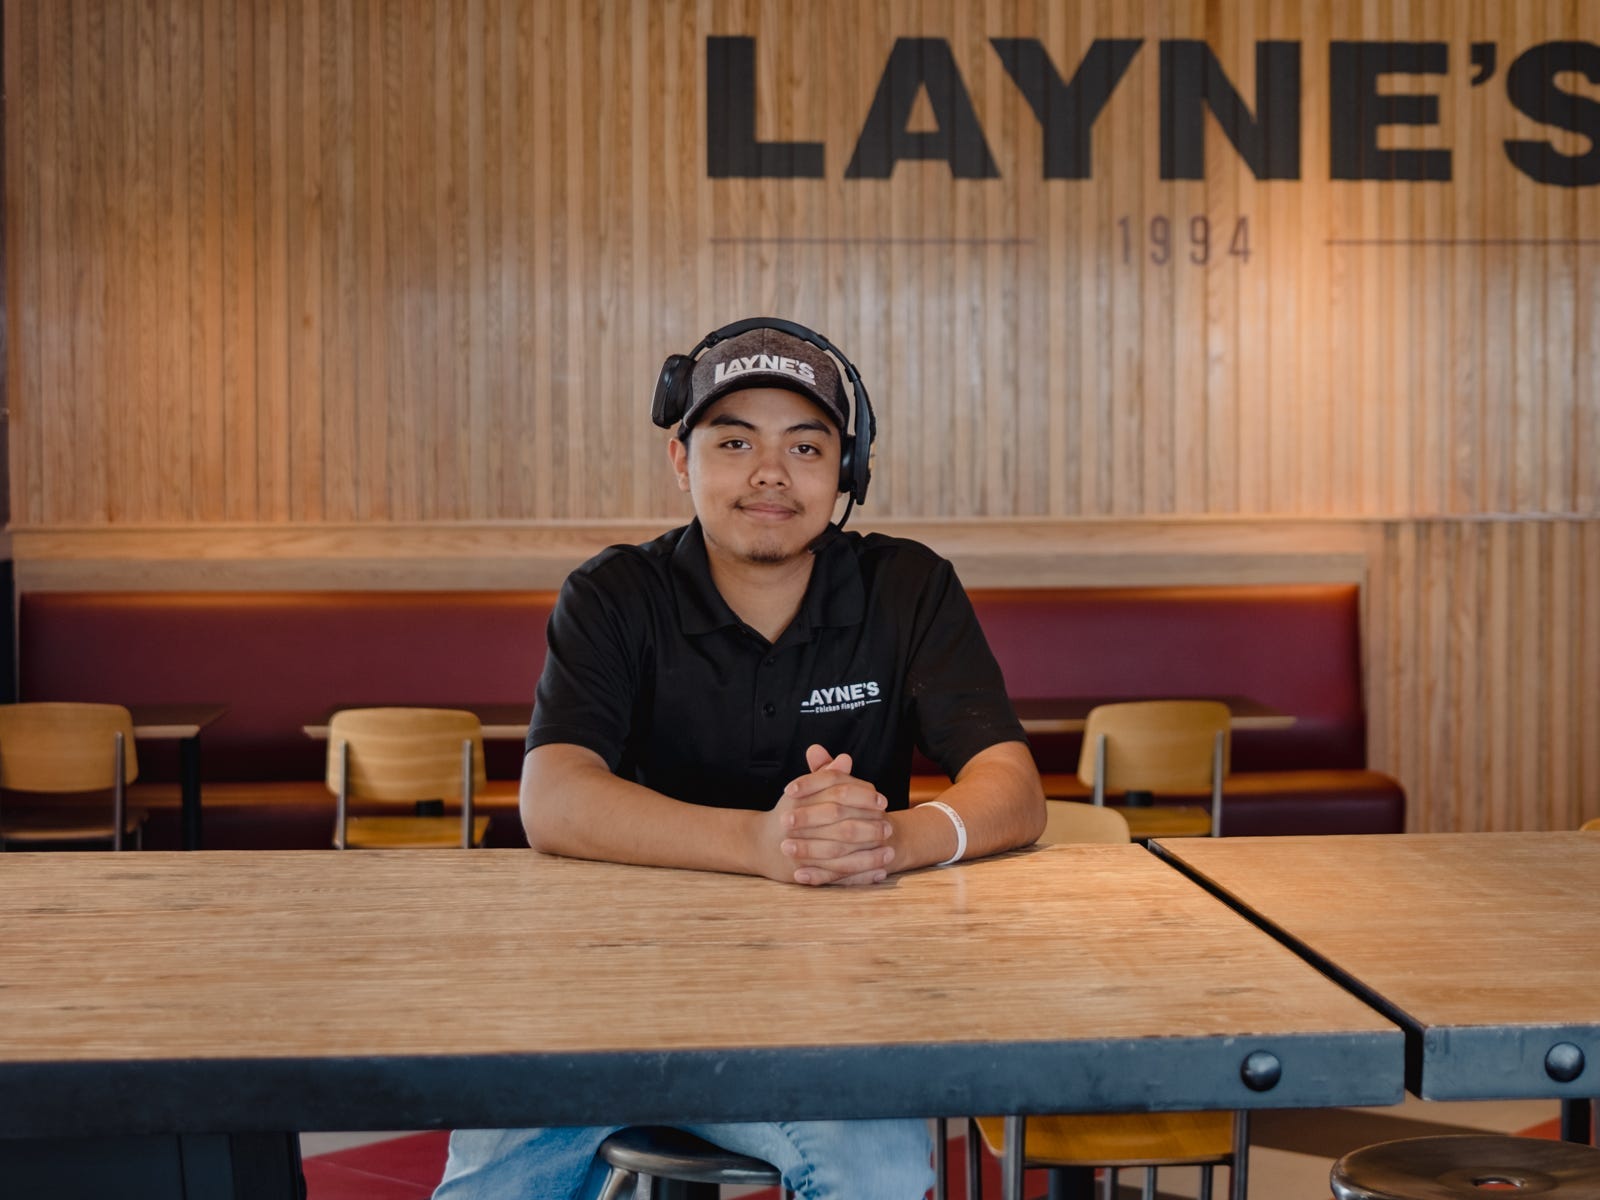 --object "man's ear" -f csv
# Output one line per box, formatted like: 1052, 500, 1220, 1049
667, 433, 691, 493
